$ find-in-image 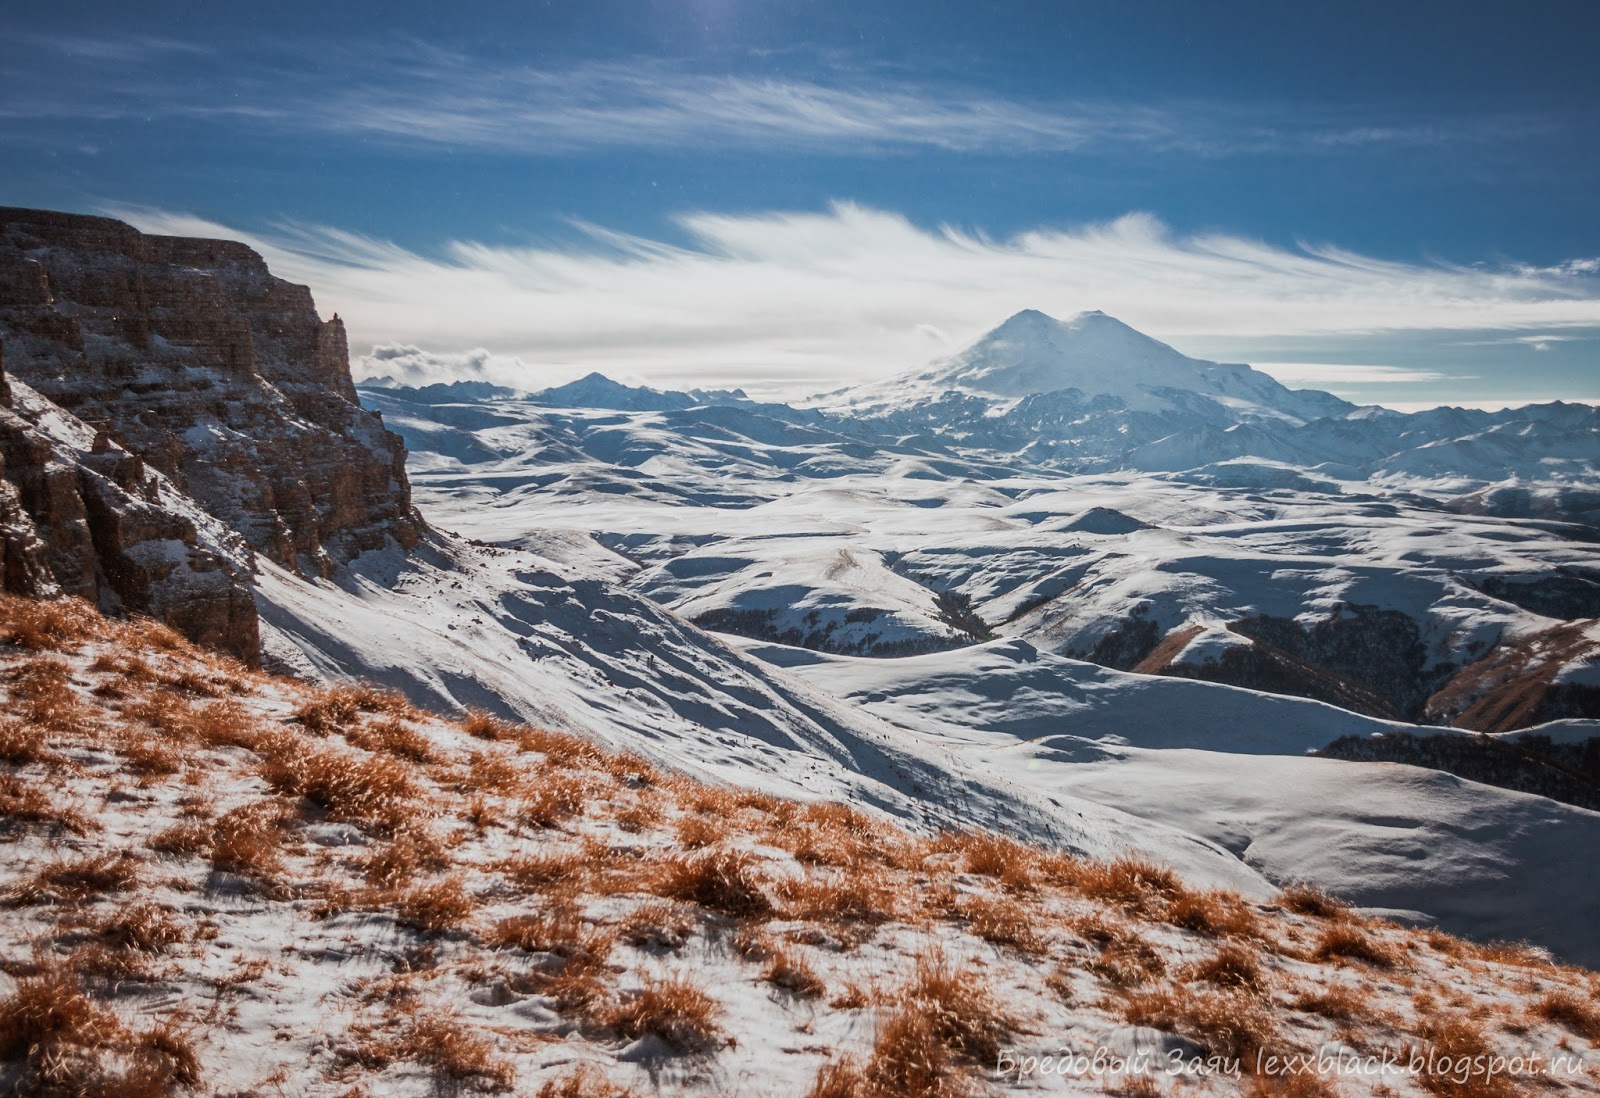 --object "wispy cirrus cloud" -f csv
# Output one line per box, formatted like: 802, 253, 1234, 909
109, 201, 1600, 403
1251, 363, 1463, 385
2, 34, 1549, 157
